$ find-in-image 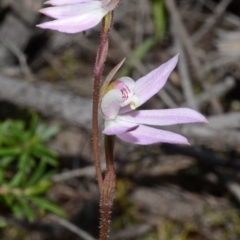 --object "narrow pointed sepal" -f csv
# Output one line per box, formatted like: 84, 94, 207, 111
119, 108, 207, 126
118, 125, 189, 145
45, 0, 94, 6
135, 55, 178, 106
37, 8, 108, 33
